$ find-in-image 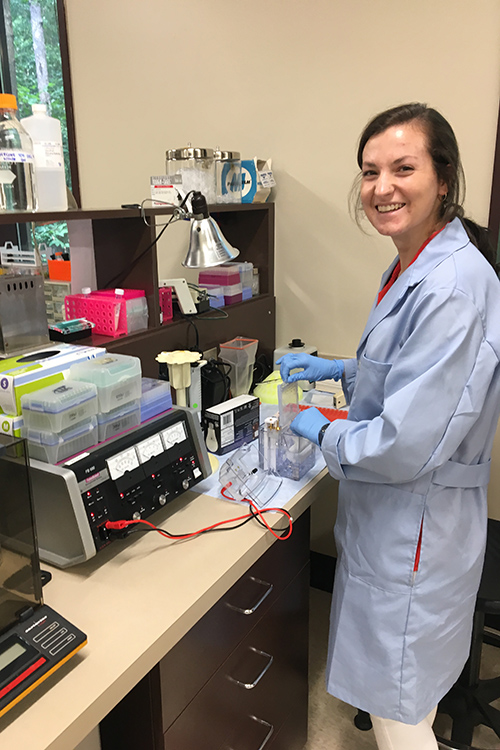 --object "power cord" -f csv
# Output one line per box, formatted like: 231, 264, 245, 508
104, 498, 292, 542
